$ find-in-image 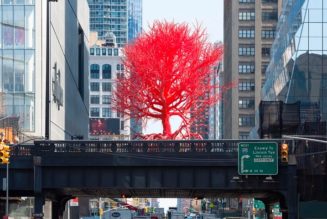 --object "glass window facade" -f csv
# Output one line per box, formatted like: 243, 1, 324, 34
88, 0, 142, 47
261, 0, 327, 134
0, 2, 35, 131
